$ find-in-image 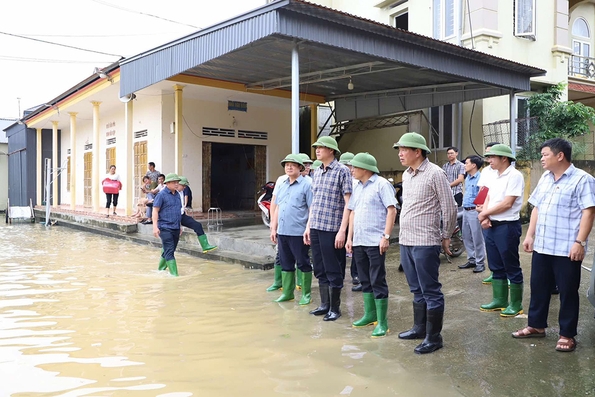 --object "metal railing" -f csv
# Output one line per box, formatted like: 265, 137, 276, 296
569, 55, 595, 79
